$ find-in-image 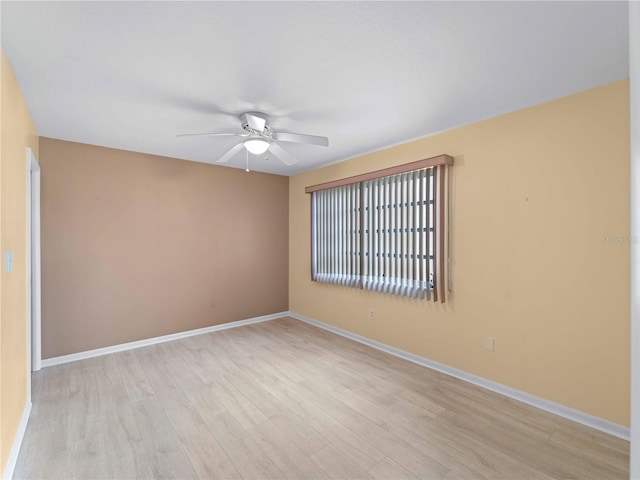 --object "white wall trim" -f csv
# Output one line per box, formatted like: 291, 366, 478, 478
26, 147, 42, 377
630, 0, 640, 475
289, 312, 630, 441
1, 400, 32, 480
41, 312, 288, 368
